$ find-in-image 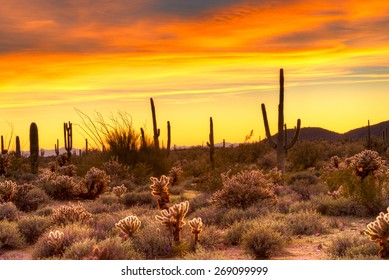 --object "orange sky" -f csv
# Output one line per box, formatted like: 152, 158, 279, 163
1, 0, 389, 151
